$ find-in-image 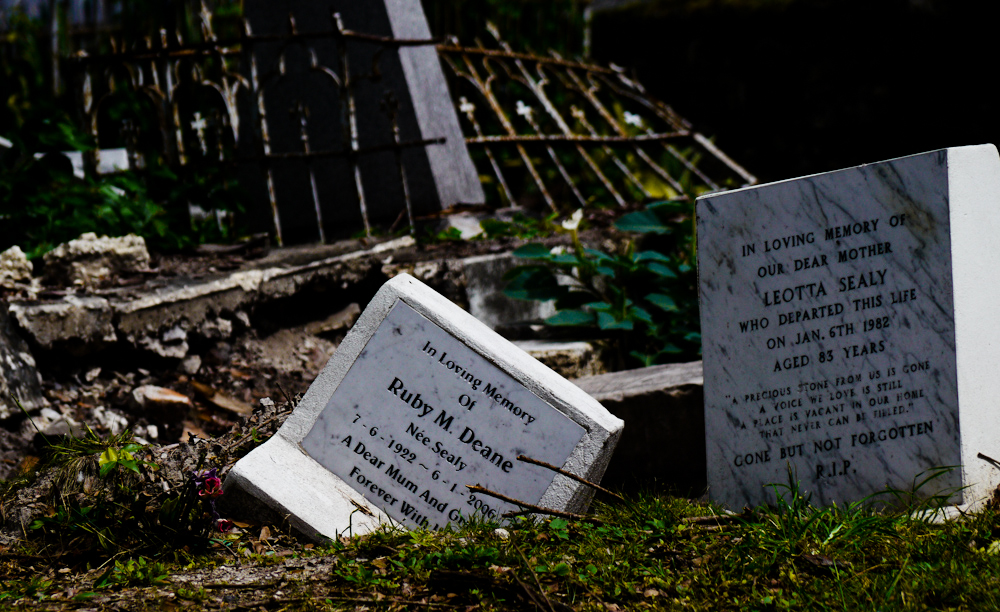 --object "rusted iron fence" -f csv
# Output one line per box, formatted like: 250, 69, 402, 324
67, 5, 755, 245
438, 25, 756, 211
69, 5, 444, 246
